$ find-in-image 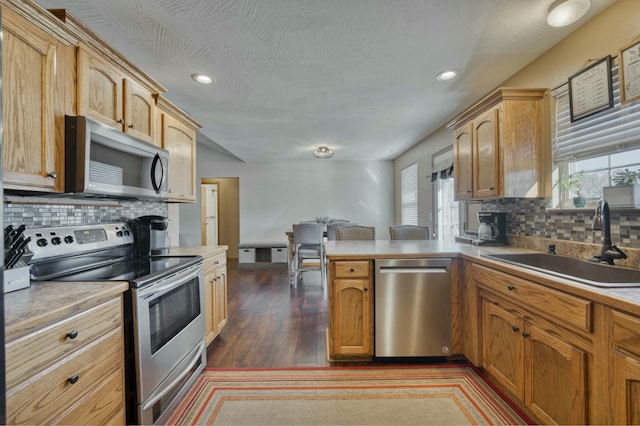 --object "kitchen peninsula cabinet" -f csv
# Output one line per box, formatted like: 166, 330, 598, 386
446, 87, 550, 200
4, 281, 128, 425
328, 260, 374, 359
2, 4, 75, 193
608, 308, 640, 424
156, 95, 200, 202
